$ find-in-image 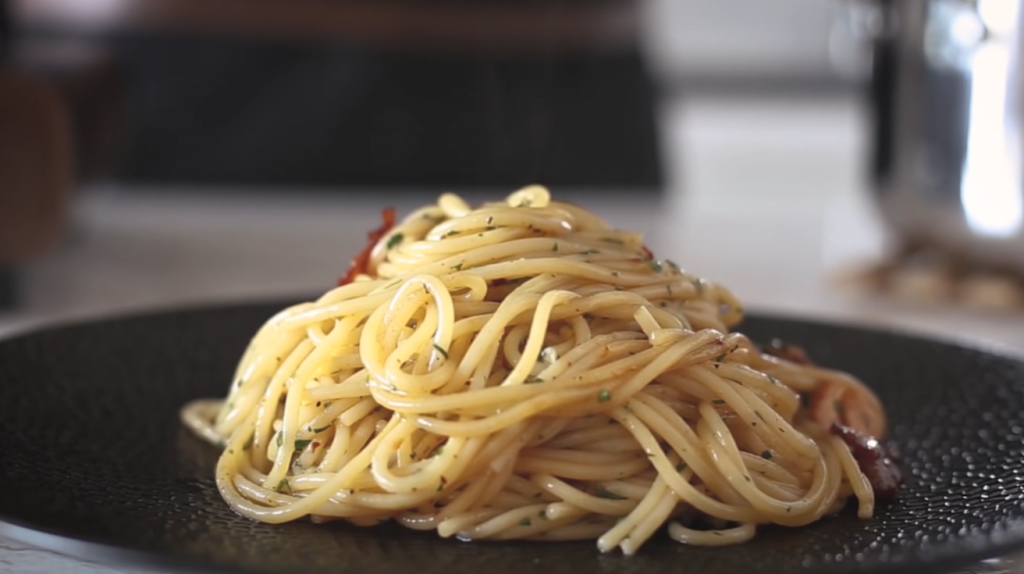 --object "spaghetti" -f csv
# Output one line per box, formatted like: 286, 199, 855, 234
182, 186, 894, 553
